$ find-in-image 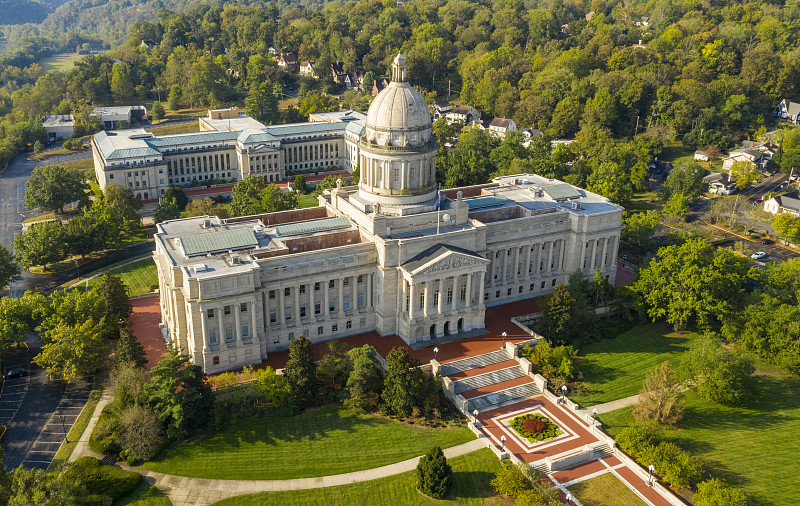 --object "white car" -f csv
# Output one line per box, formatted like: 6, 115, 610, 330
750, 251, 766, 260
